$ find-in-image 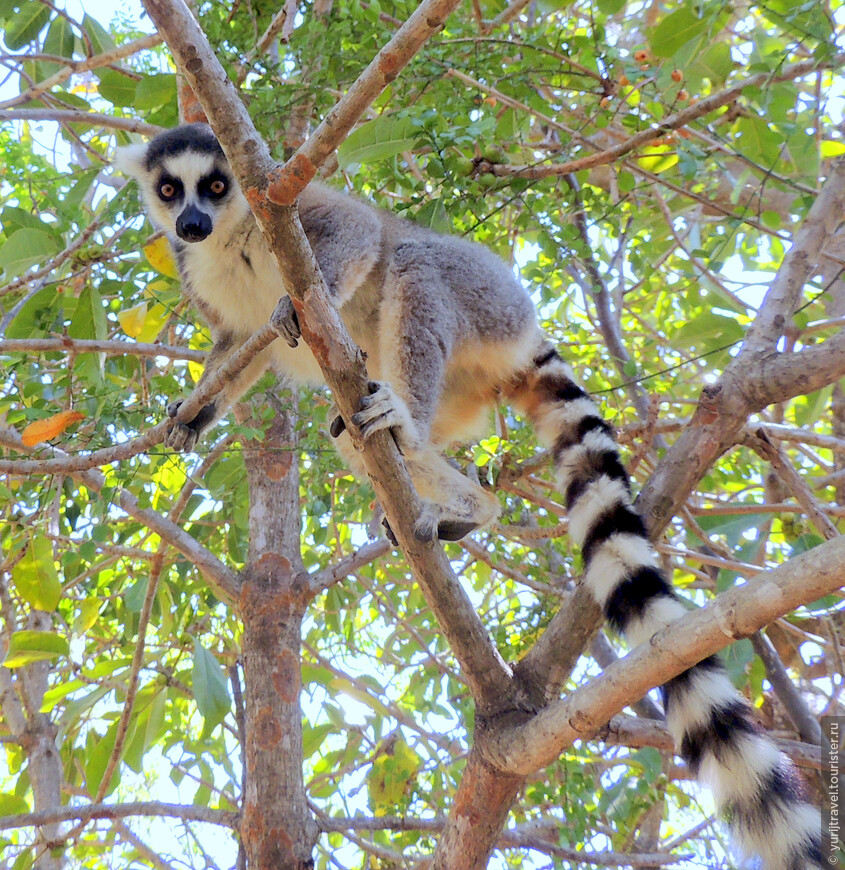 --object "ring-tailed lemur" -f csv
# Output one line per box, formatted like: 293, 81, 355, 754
115, 124, 823, 868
